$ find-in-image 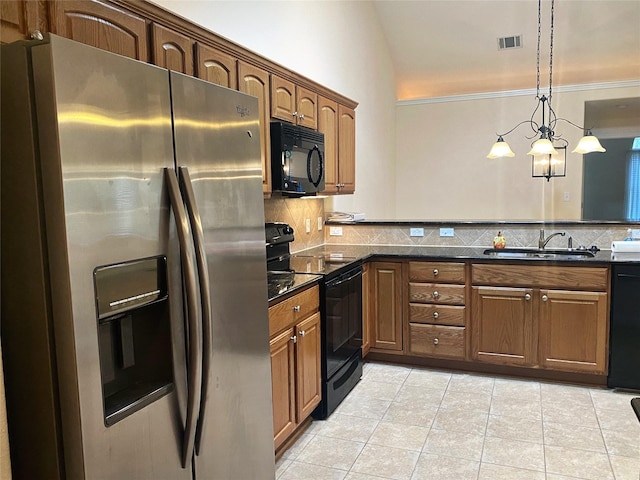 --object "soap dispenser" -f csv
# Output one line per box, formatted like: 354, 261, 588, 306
493, 231, 506, 249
